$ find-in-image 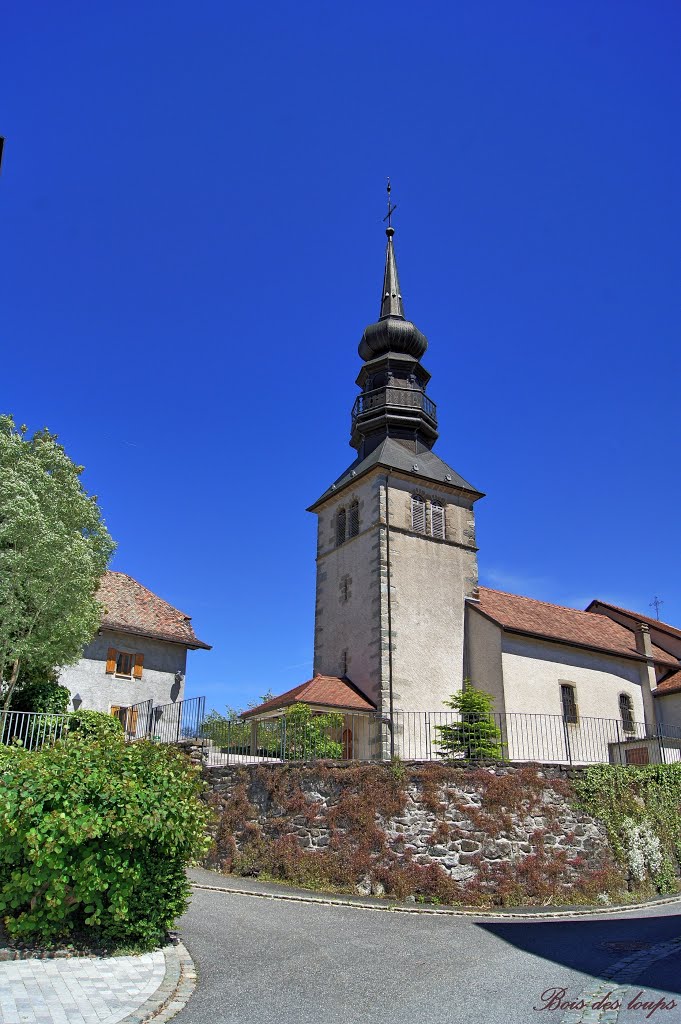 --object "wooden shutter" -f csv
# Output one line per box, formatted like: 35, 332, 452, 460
133, 653, 144, 680
626, 746, 650, 765
106, 648, 117, 674
431, 501, 445, 539
128, 708, 138, 733
411, 495, 425, 534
